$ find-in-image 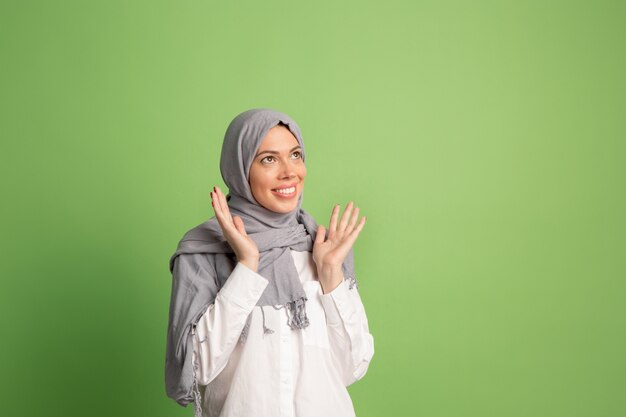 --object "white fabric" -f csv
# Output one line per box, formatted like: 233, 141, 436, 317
191, 249, 374, 417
